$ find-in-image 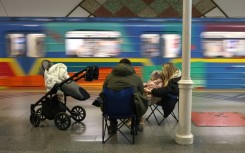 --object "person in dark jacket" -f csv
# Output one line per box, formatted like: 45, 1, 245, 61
101, 58, 148, 133
149, 62, 181, 118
